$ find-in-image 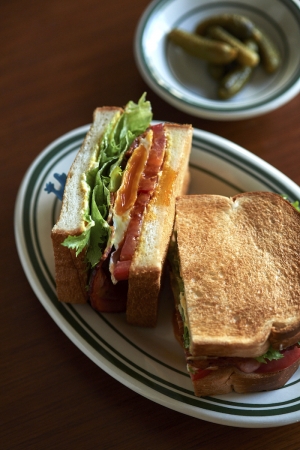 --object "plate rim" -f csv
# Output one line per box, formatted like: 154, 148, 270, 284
14, 124, 300, 428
